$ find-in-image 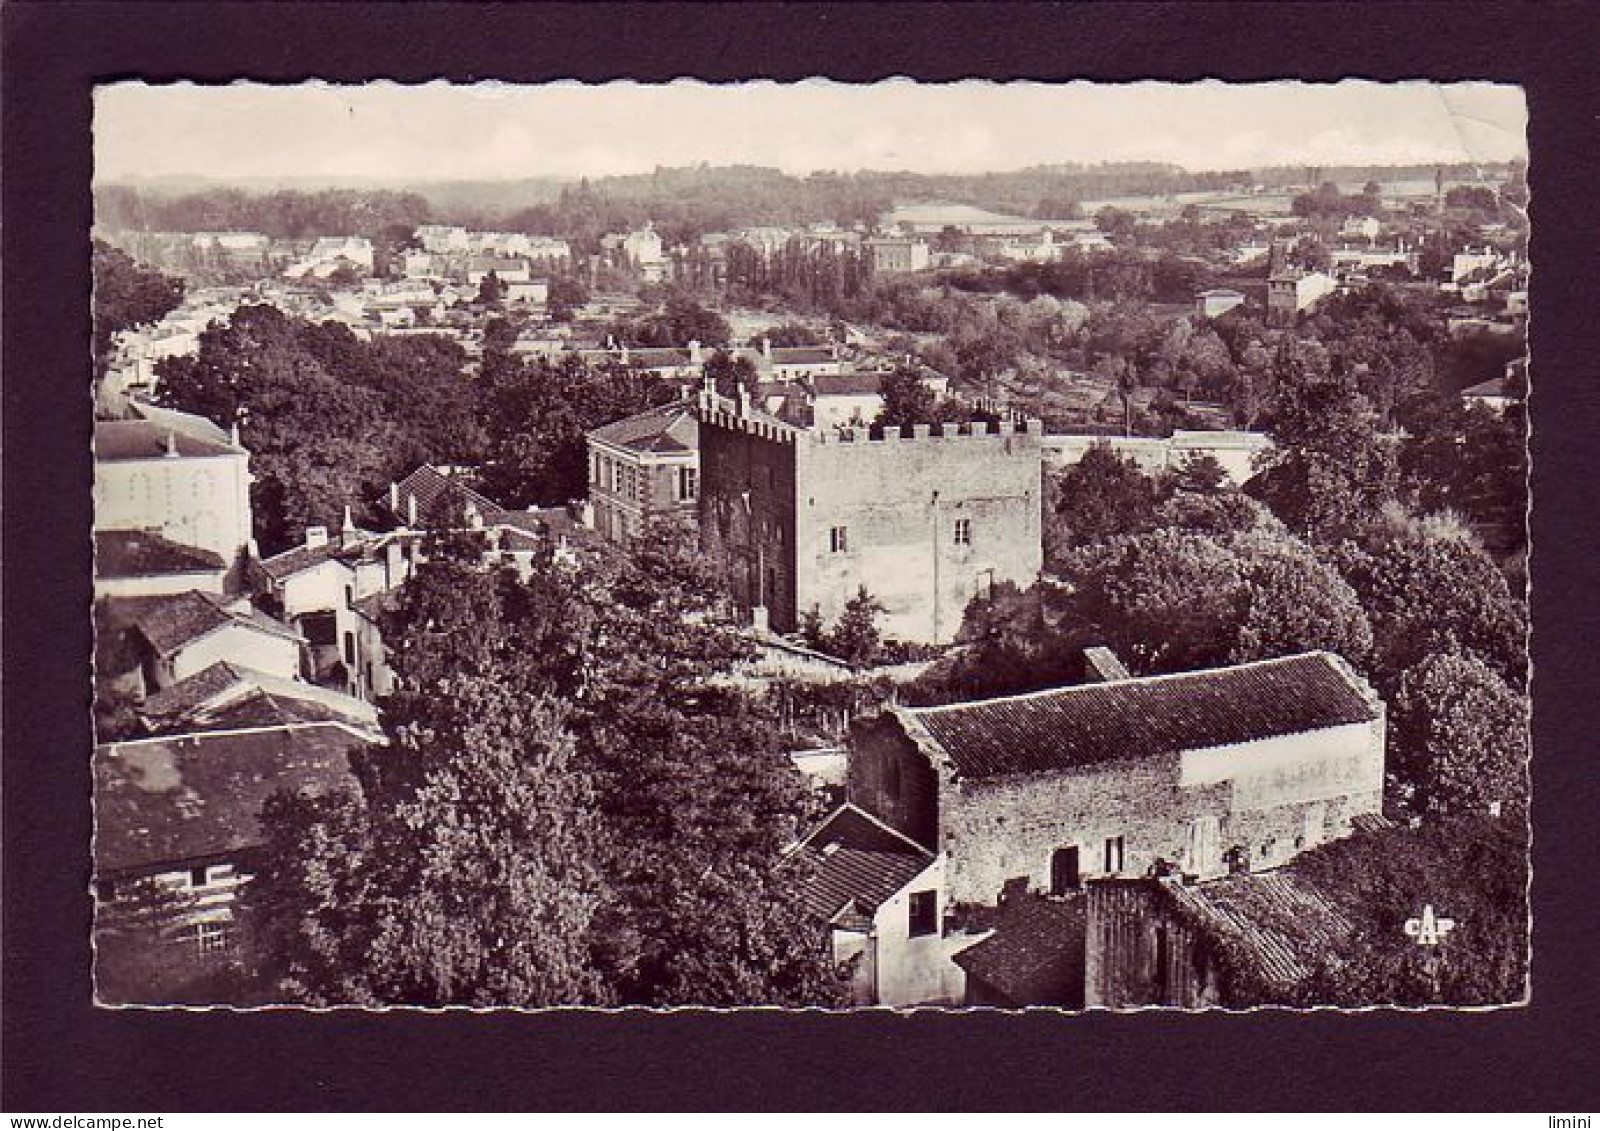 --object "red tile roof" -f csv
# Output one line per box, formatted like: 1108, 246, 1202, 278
952, 894, 1086, 1006
139, 661, 378, 736
388, 465, 500, 525
810, 372, 883, 397
126, 590, 303, 658
769, 347, 836, 366
905, 653, 1377, 779
798, 803, 935, 923
95, 531, 226, 579
587, 399, 699, 455
1153, 871, 1357, 989
94, 723, 368, 875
